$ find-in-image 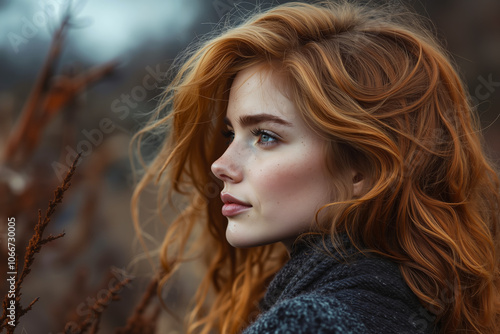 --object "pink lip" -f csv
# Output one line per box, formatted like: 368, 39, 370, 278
220, 193, 252, 217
